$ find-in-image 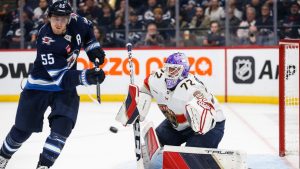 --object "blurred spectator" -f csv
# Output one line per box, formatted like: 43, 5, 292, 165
128, 0, 145, 9
163, 0, 176, 26
29, 14, 48, 48
204, 0, 225, 22
20, 0, 34, 19
115, 0, 126, 18
179, 30, 200, 47
278, 0, 291, 21
244, 0, 262, 20
236, 7, 257, 44
98, 3, 115, 31
203, 21, 225, 46
0, 3, 15, 41
129, 10, 144, 30
255, 4, 274, 45
136, 22, 164, 47
228, 0, 243, 20
189, 6, 211, 37
107, 15, 125, 47
78, 0, 102, 24
1, 11, 34, 48
138, 0, 162, 24
93, 25, 111, 47
227, 7, 241, 45
228, 7, 241, 35
153, 7, 173, 40
33, 0, 48, 21
128, 10, 143, 45
280, 2, 300, 39
181, 0, 197, 23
